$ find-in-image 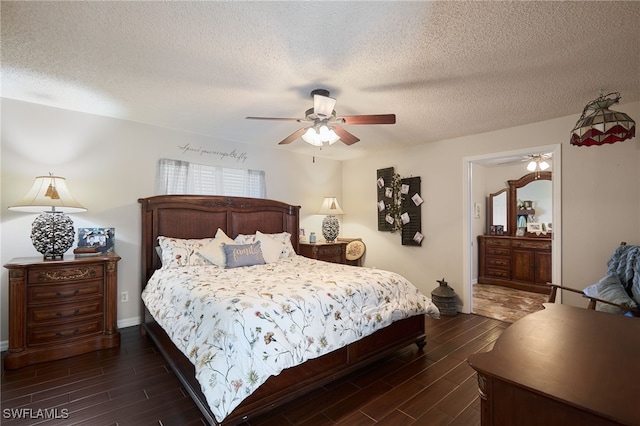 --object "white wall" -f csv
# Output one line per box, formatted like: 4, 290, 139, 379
0, 98, 343, 342
342, 101, 640, 309
2, 98, 639, 343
